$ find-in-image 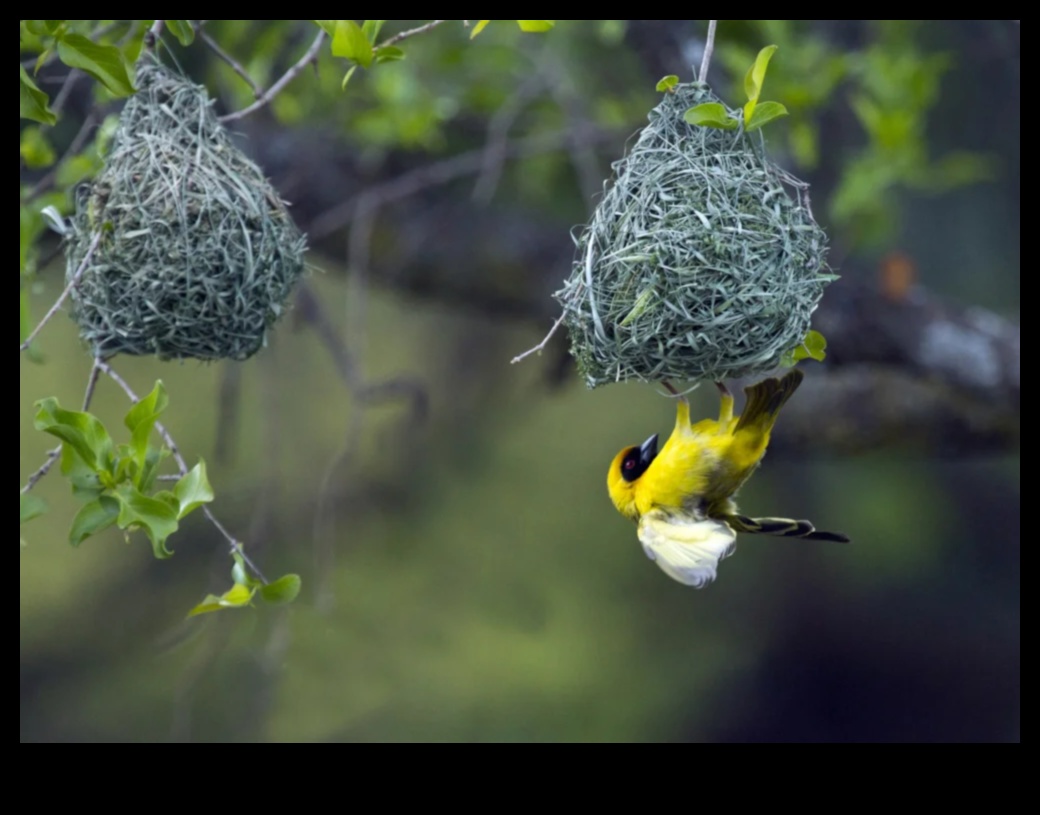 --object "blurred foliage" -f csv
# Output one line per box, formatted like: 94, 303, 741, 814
718, 20, 995, 247
20, 21, 1018, 742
